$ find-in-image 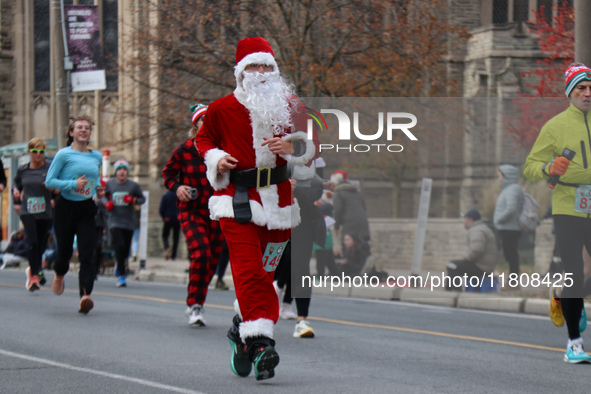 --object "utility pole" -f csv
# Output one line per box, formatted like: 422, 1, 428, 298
575, 0, 591, 66
51, 0, 68, 149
